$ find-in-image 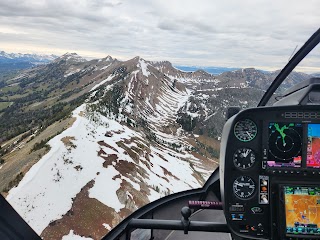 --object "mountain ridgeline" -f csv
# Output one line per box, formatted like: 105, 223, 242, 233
0, 53, 310, 239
